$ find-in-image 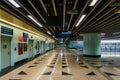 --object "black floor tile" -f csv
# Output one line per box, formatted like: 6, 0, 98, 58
48, 66, 54, 68
62, 66, 68, 68
62, 63, 66, 64
95, 66, 102, 68
79, 63, 84, 65
28, 65, 36, 68
104, 72, 119, 76
34, 62, 39, 64
62, 72, 72, 75
51, 62, 56, 64
86, 72, 96, 75
43, 72, 52, 75
80, 66, 89, 68
18, 71, 27, 75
